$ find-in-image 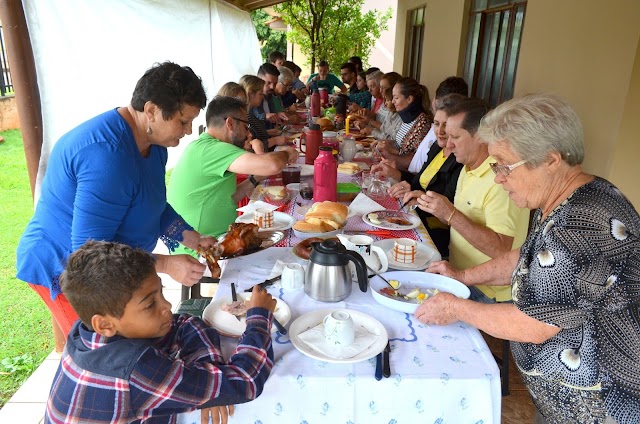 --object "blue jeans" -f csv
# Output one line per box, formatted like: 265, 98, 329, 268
468, 286, 497, 304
